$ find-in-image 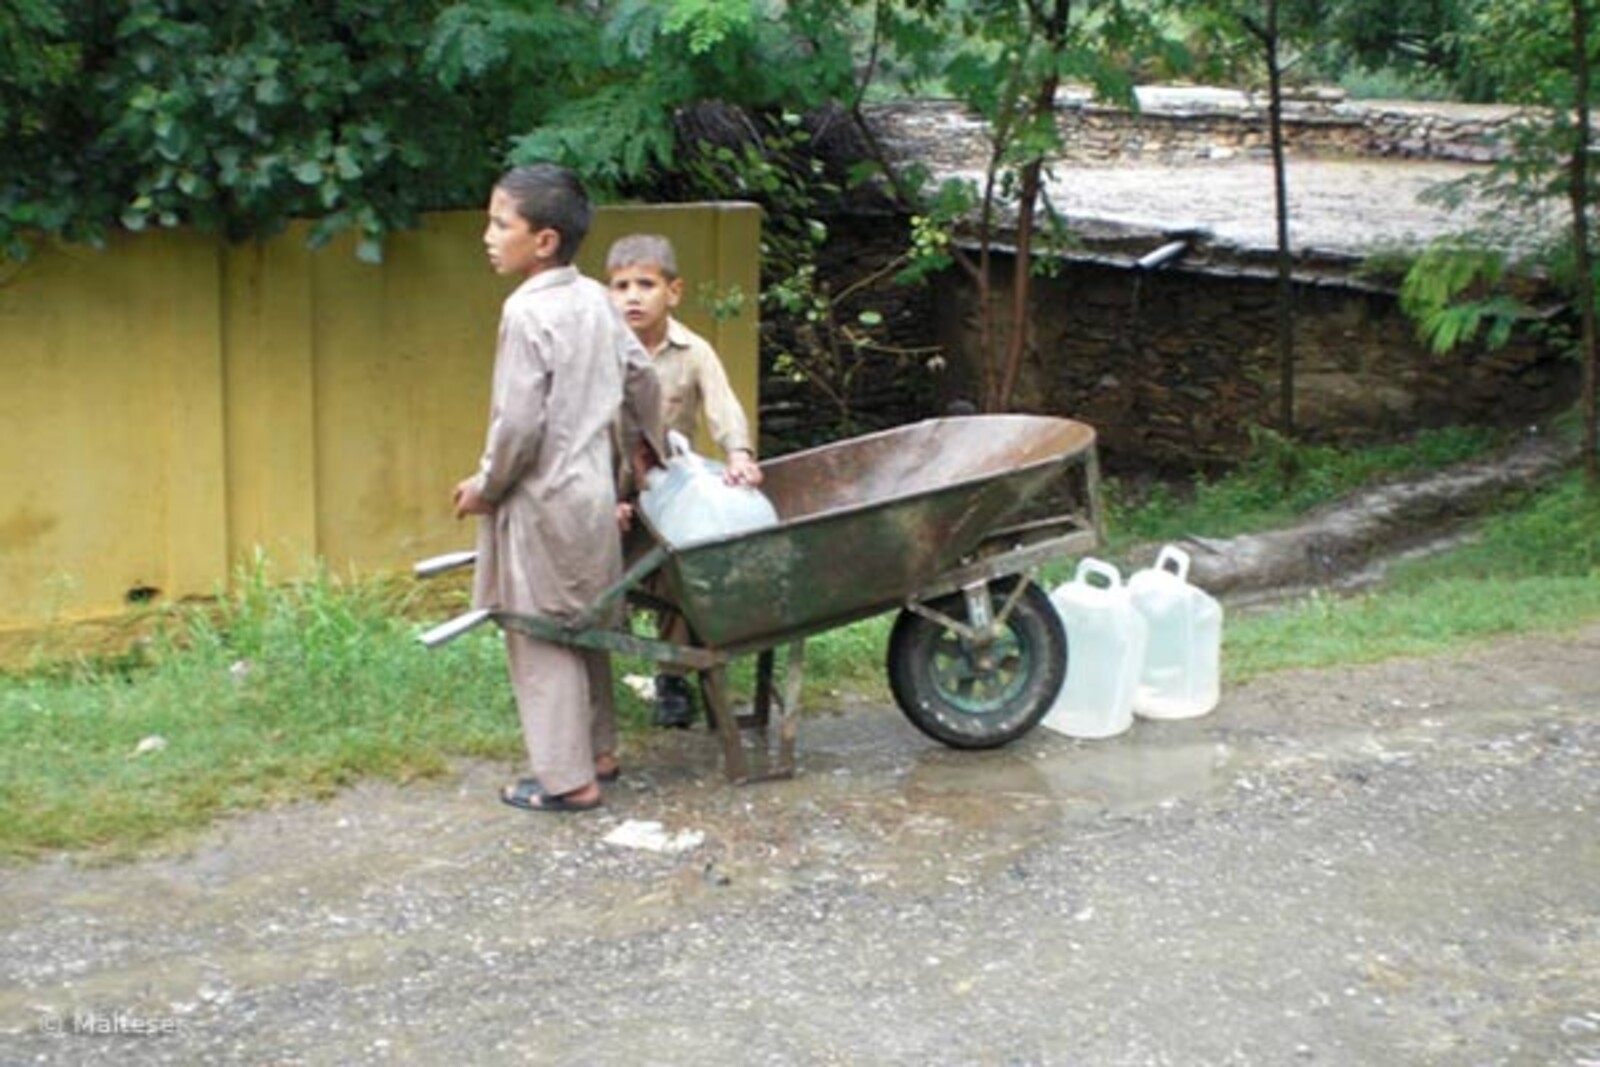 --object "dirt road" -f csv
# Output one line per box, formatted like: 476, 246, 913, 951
3, 624, 1598, 1066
